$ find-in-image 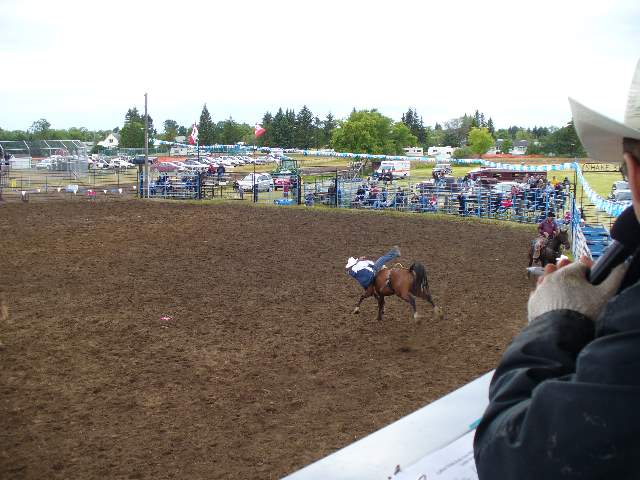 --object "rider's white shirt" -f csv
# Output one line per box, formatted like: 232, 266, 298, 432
351, 259, 374, 273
